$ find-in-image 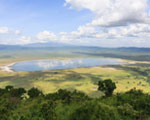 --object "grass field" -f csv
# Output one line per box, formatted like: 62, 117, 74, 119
1, 60, 150, 97
1, 48, 150, 97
